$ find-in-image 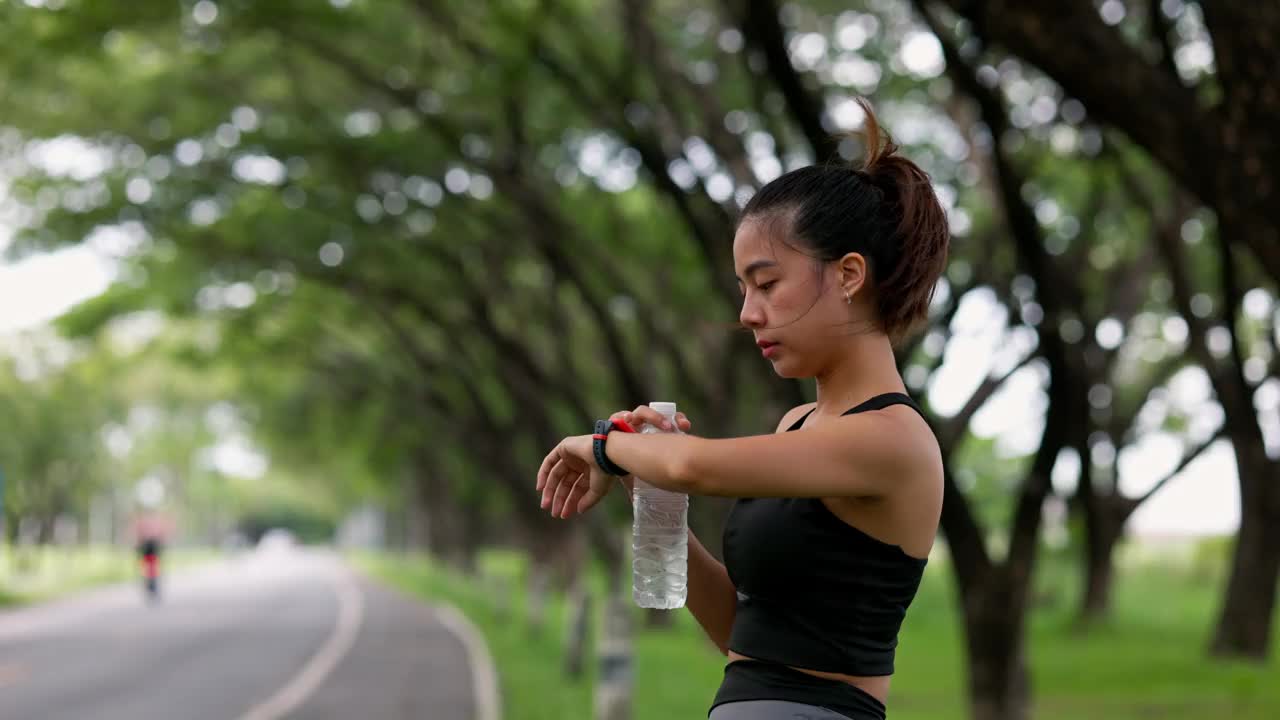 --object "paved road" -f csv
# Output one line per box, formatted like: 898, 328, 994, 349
0, 548, 487, 720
